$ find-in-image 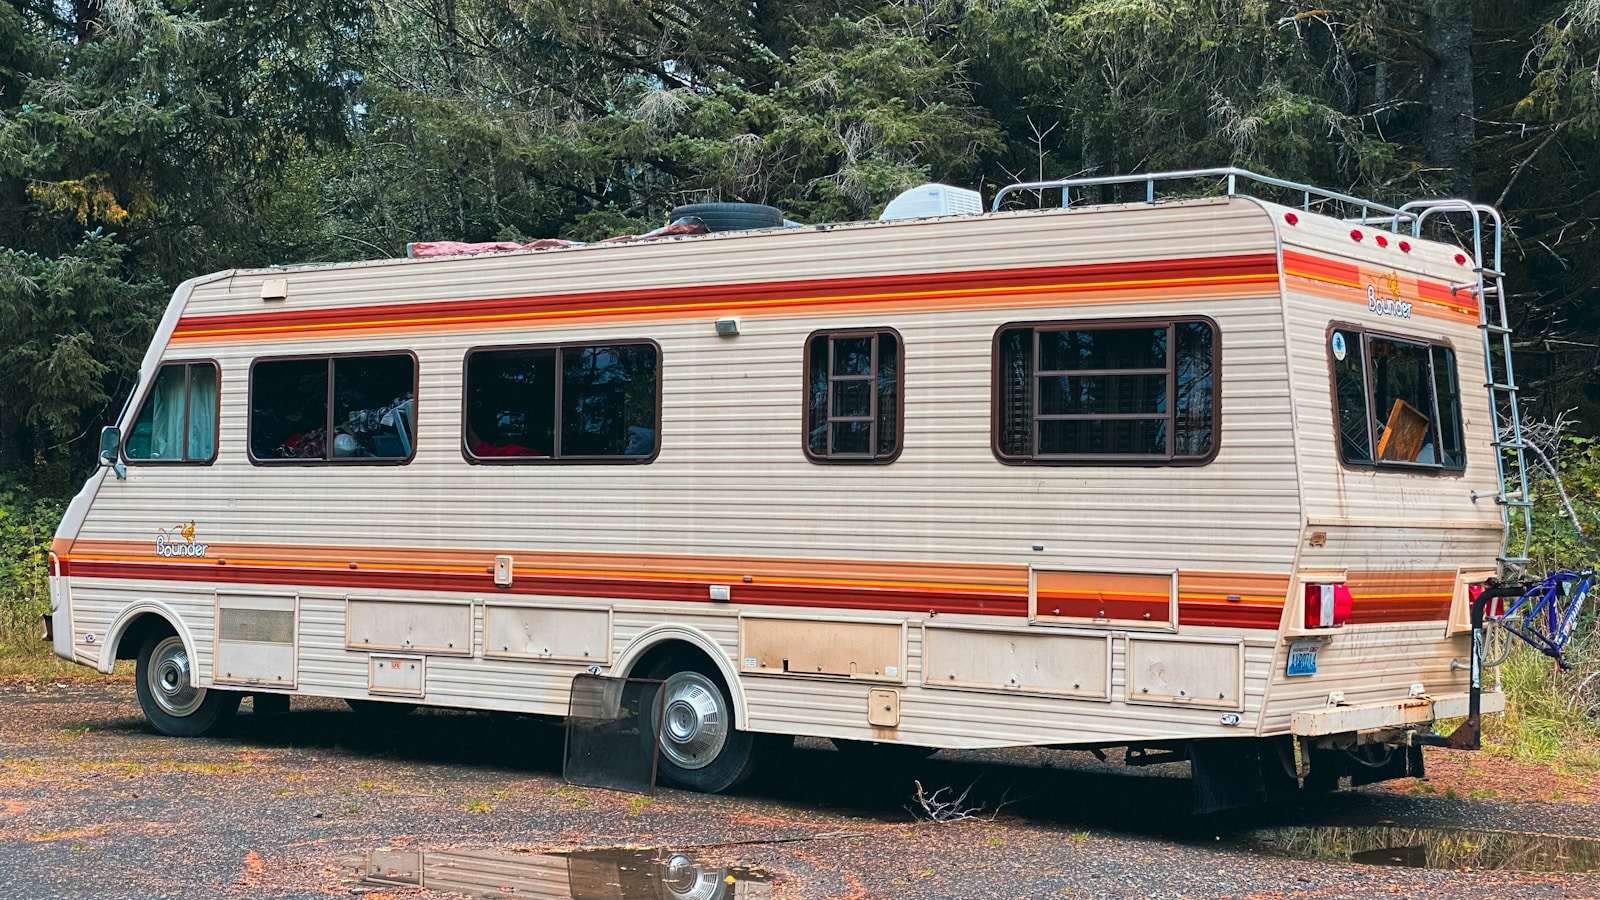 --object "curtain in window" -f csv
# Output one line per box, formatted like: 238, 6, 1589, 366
134, 366, 188, 459
186, 365, 217, 459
